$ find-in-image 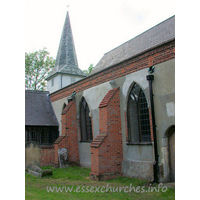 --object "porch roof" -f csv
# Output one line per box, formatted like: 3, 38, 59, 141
25, 90, 59, 126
